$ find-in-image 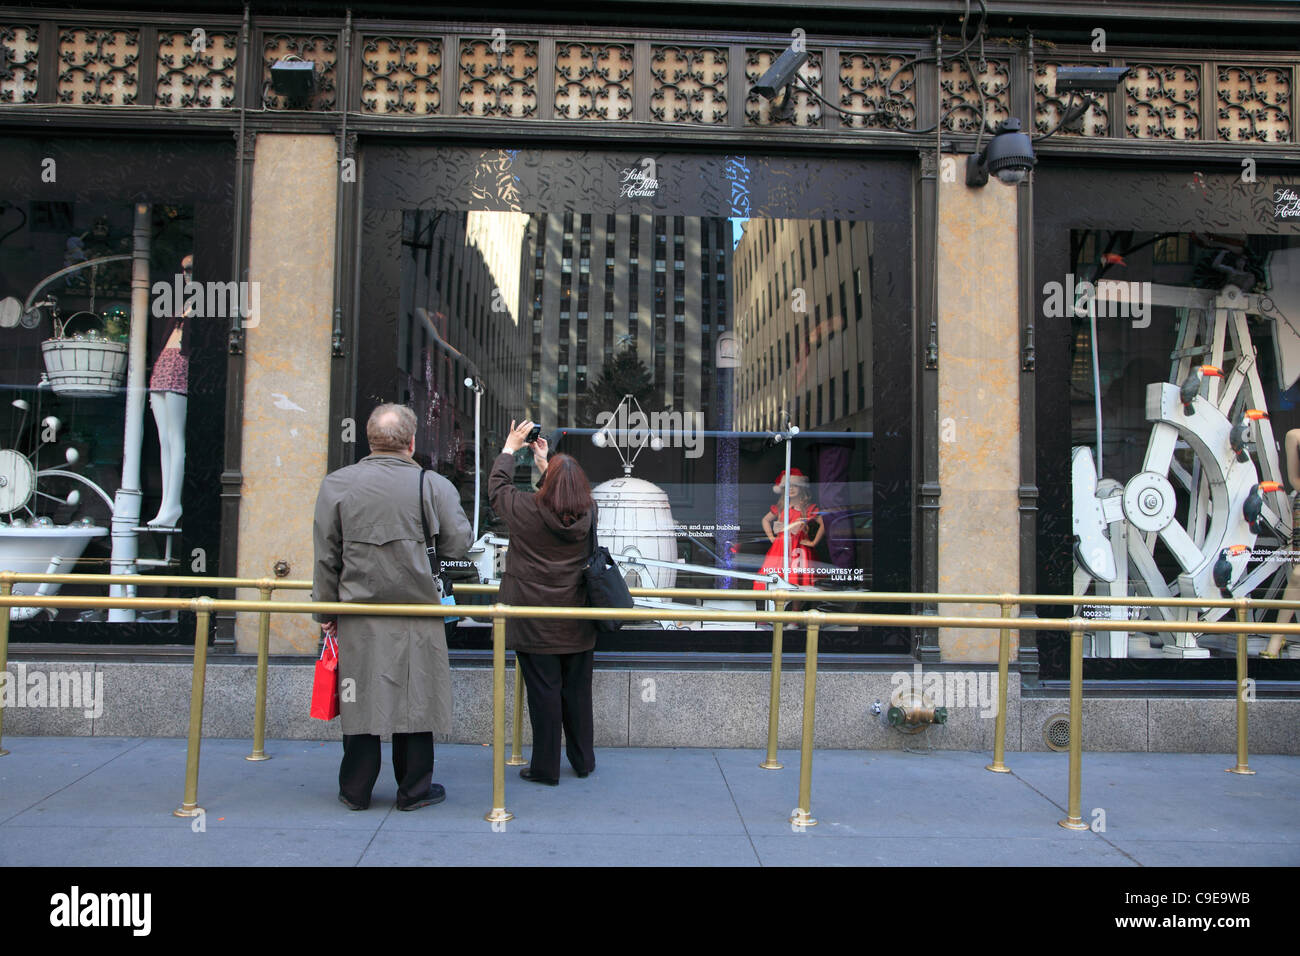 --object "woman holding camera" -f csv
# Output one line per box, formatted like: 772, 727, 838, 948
489, 420, 598, 785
